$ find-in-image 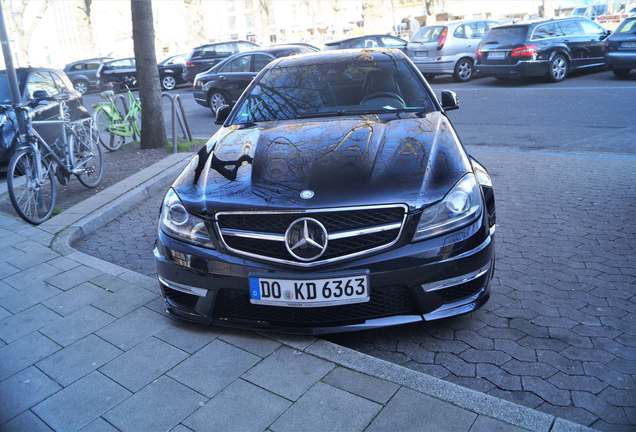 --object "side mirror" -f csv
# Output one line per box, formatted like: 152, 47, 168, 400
32, 90, 51, 102
215, 105, 232, 125
441, 90, 459, 111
